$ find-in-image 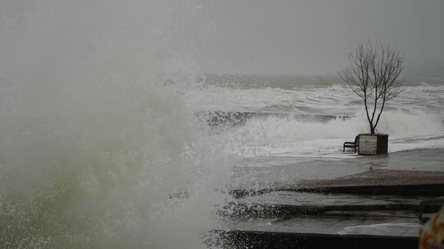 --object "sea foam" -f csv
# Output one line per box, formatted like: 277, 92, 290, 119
0, 1, 233, 248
